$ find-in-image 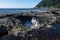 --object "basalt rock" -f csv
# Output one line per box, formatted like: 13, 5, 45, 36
0, 14, 31, 37
0, 25, 8, 37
